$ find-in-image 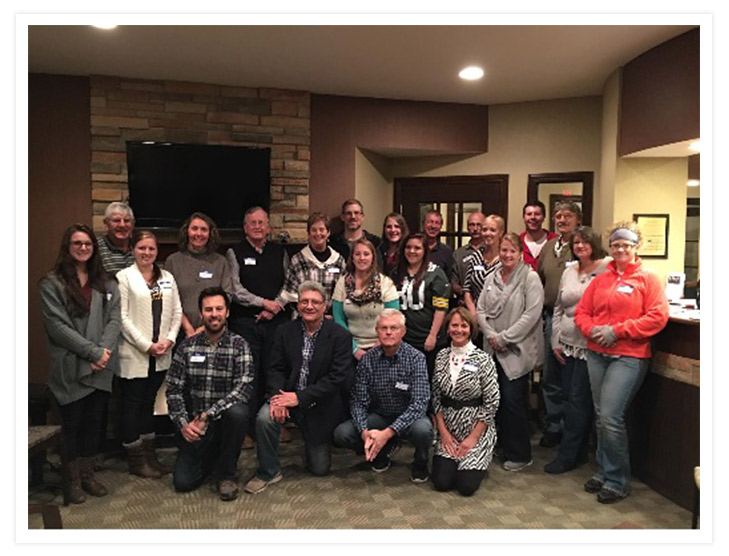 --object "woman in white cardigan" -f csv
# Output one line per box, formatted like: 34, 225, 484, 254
117, 230, 181, 478
477, 232, 544, 472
